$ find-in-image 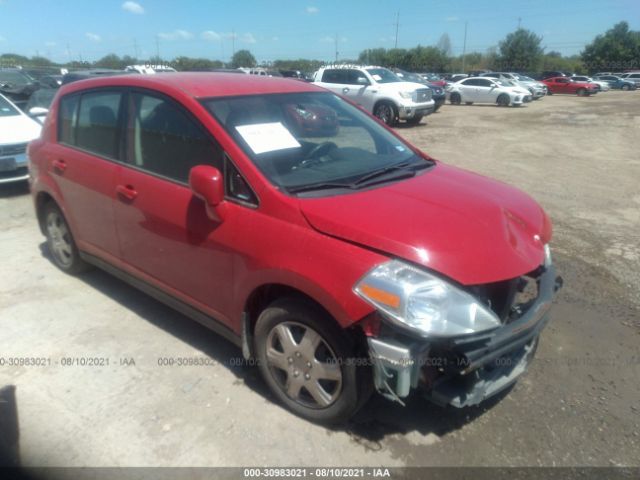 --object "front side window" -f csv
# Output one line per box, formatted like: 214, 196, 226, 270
127, 92, 223, 183
75, 91, 123, 159
202, 92, 432, 195
365, 68, 400, 84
